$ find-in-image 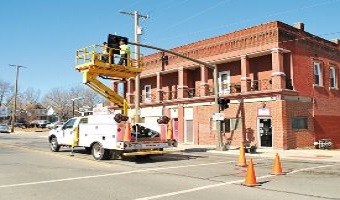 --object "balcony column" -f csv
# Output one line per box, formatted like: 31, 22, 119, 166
240, 55, 251, 92
200, 65, 210, 96
156, 72, 162, 102
177, 67, 188, 98
271, 48, 286, 89
126, 78, 135, 104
